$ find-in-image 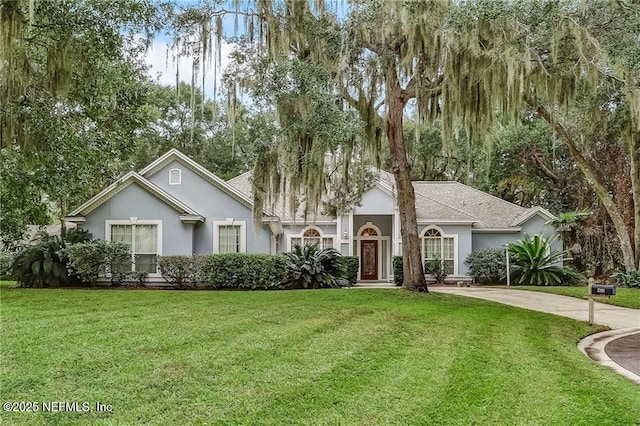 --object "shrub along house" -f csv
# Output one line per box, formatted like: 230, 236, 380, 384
65, 149, 559, 284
